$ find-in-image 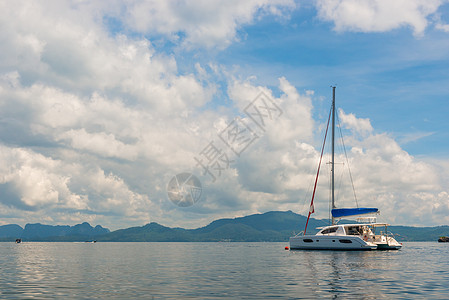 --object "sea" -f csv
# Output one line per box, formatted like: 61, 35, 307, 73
0, 242, 447, 299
